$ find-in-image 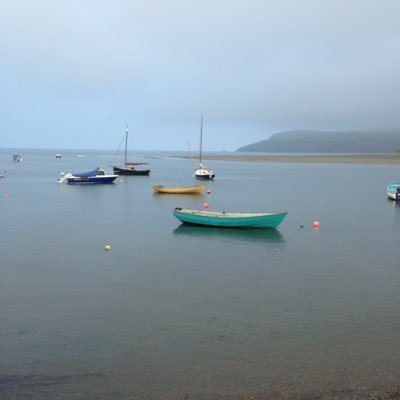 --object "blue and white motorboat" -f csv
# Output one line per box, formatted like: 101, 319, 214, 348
12, 154, 22, 162
58, 168, 118, 185
387, 182, 400, 200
